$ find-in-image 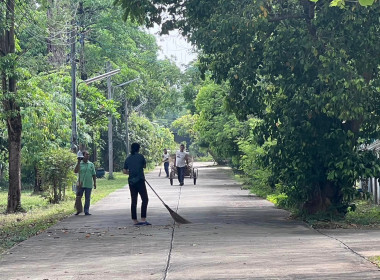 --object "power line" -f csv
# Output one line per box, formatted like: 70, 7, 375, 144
6, 0, 80, 46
